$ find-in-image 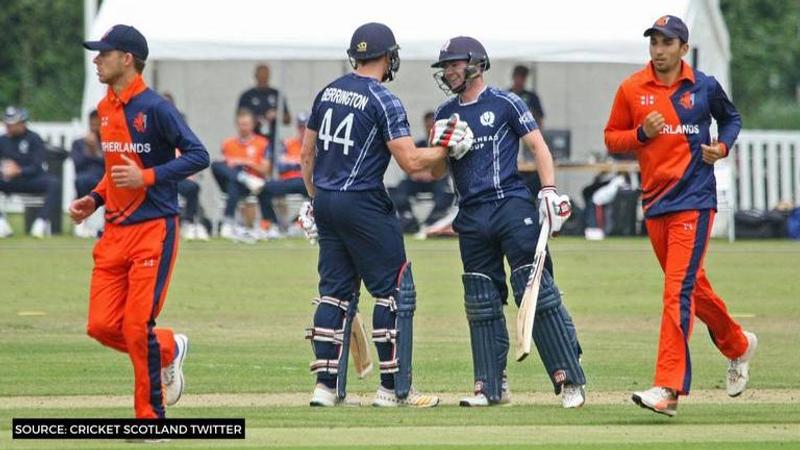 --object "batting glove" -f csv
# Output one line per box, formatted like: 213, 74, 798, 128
298, 201, 318, 245
537, 186, 572, 237
430, 114, 475, 160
